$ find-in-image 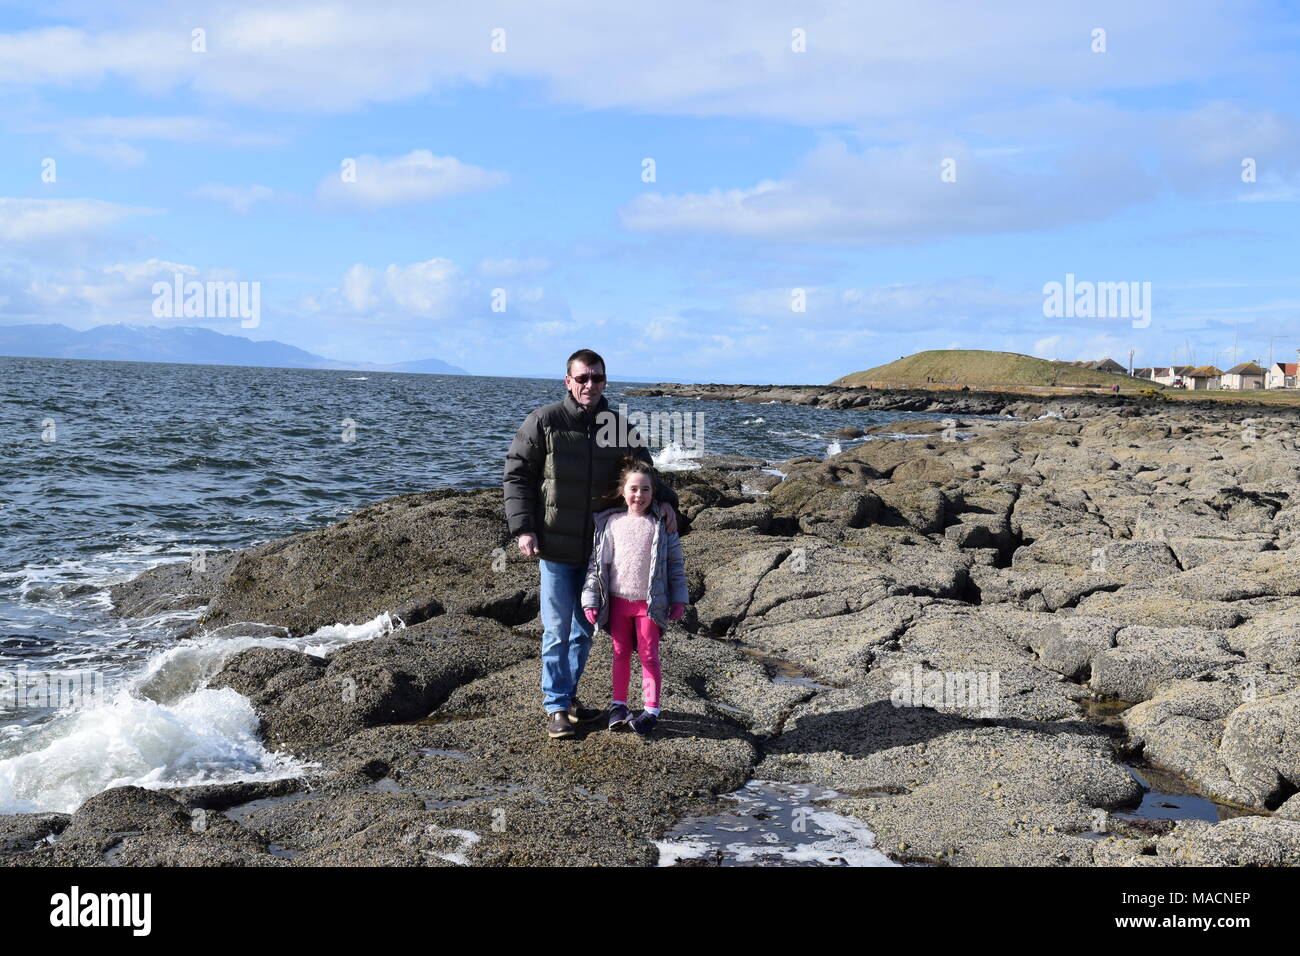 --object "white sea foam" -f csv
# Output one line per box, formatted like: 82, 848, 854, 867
654, 780, 902, 867
4, 547, 215, 618
0, 610, 400, 814
0, 686, 309, 814
826, 440, 842, 456
653, 442, 704, 471
727, 810, 897, 866
656, 838, 715, 866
